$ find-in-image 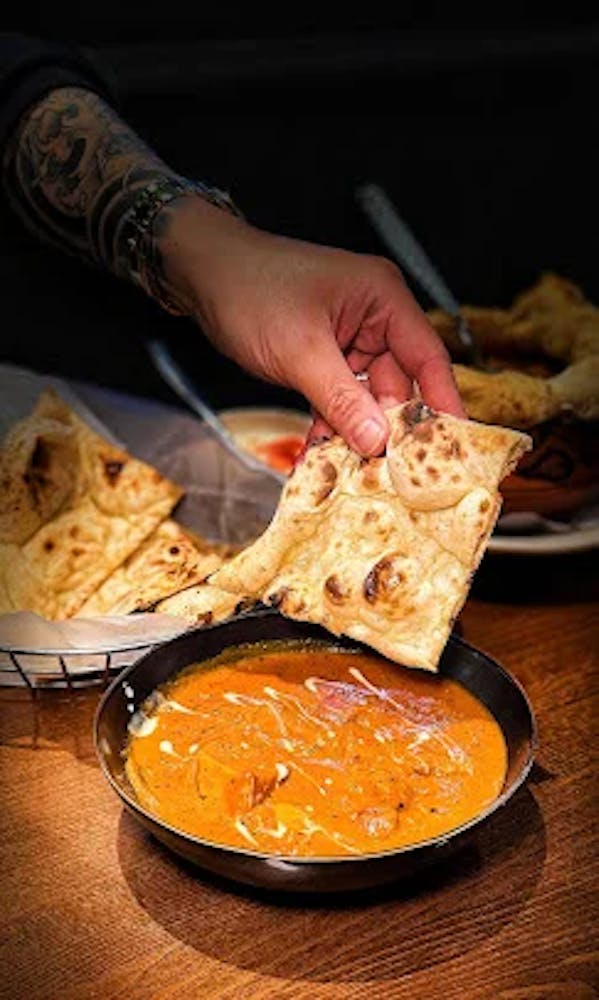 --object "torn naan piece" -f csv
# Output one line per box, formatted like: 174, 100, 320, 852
0, 391, 182, 620
155, 579, 253, 626
78, 520, 228, 616
182, 401, 530, 671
